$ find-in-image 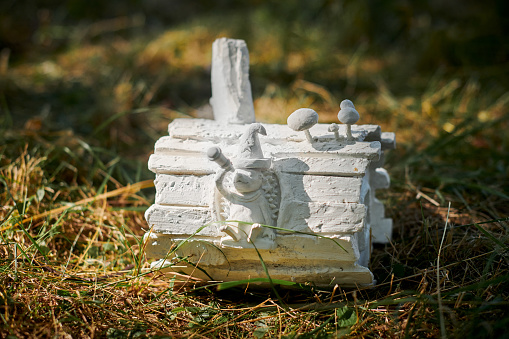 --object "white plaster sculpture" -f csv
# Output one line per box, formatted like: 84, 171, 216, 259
144, 38, 396, 287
